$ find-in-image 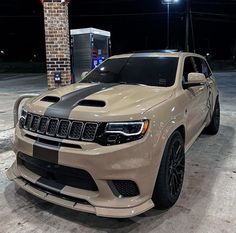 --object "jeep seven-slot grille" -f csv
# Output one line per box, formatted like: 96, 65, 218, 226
22, 113, 99, 142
